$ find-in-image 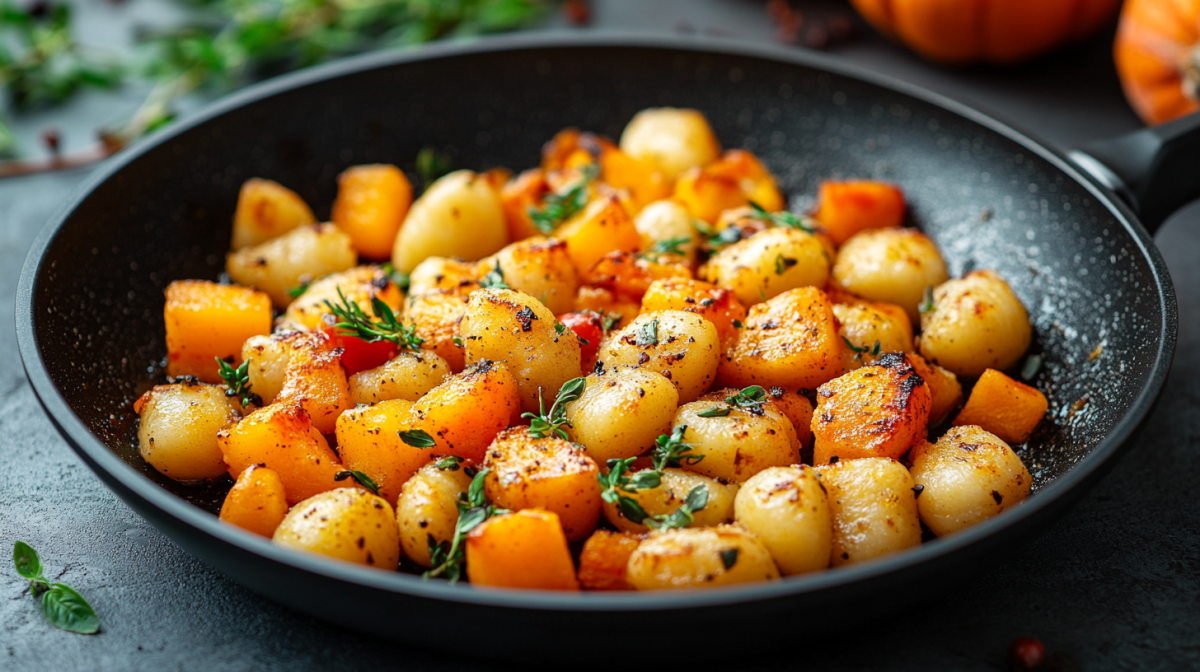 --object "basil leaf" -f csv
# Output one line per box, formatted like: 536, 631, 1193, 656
13, 541, 41, 579
42, 584, 99, 635
399, 429, 436, 448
